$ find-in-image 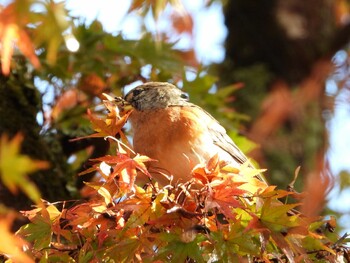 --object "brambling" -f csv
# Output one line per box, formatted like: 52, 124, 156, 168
116, 82, 265, 186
